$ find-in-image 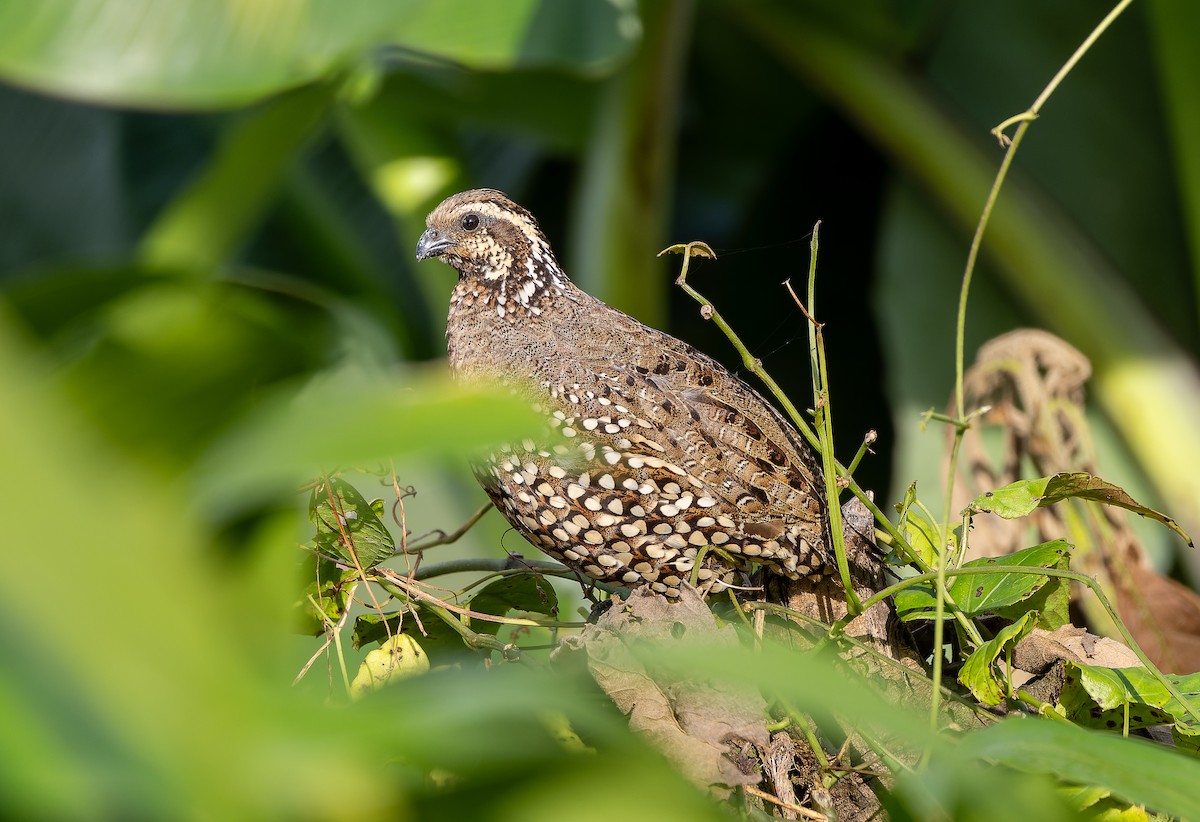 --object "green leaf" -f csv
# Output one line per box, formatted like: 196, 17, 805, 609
968, 473, 1193, 547
0, 0, 391, 109
897, 491, 946, 568
194, 364, 539, 517
957, 718, 1200, 820
385, 0, 640, 76
991, 552, 1071, 631
309, 477, 395, 568
0, 0, 638, 110
894, 540, 1070, 622
469, 574, 558, 635
1059, 662, 1200, 749
296, 555, 357, 636
351, 612, 404, 650
958, 612, 1036, 705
